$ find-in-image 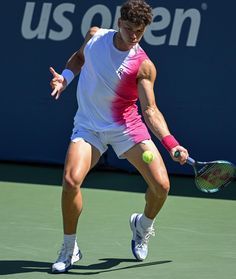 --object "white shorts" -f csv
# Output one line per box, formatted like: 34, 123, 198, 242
71, 126, 151, 158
